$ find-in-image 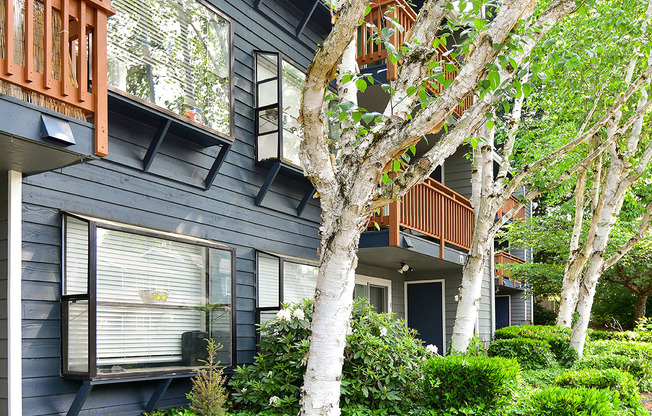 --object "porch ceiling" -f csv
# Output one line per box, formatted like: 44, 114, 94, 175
358, 245, 462, 275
